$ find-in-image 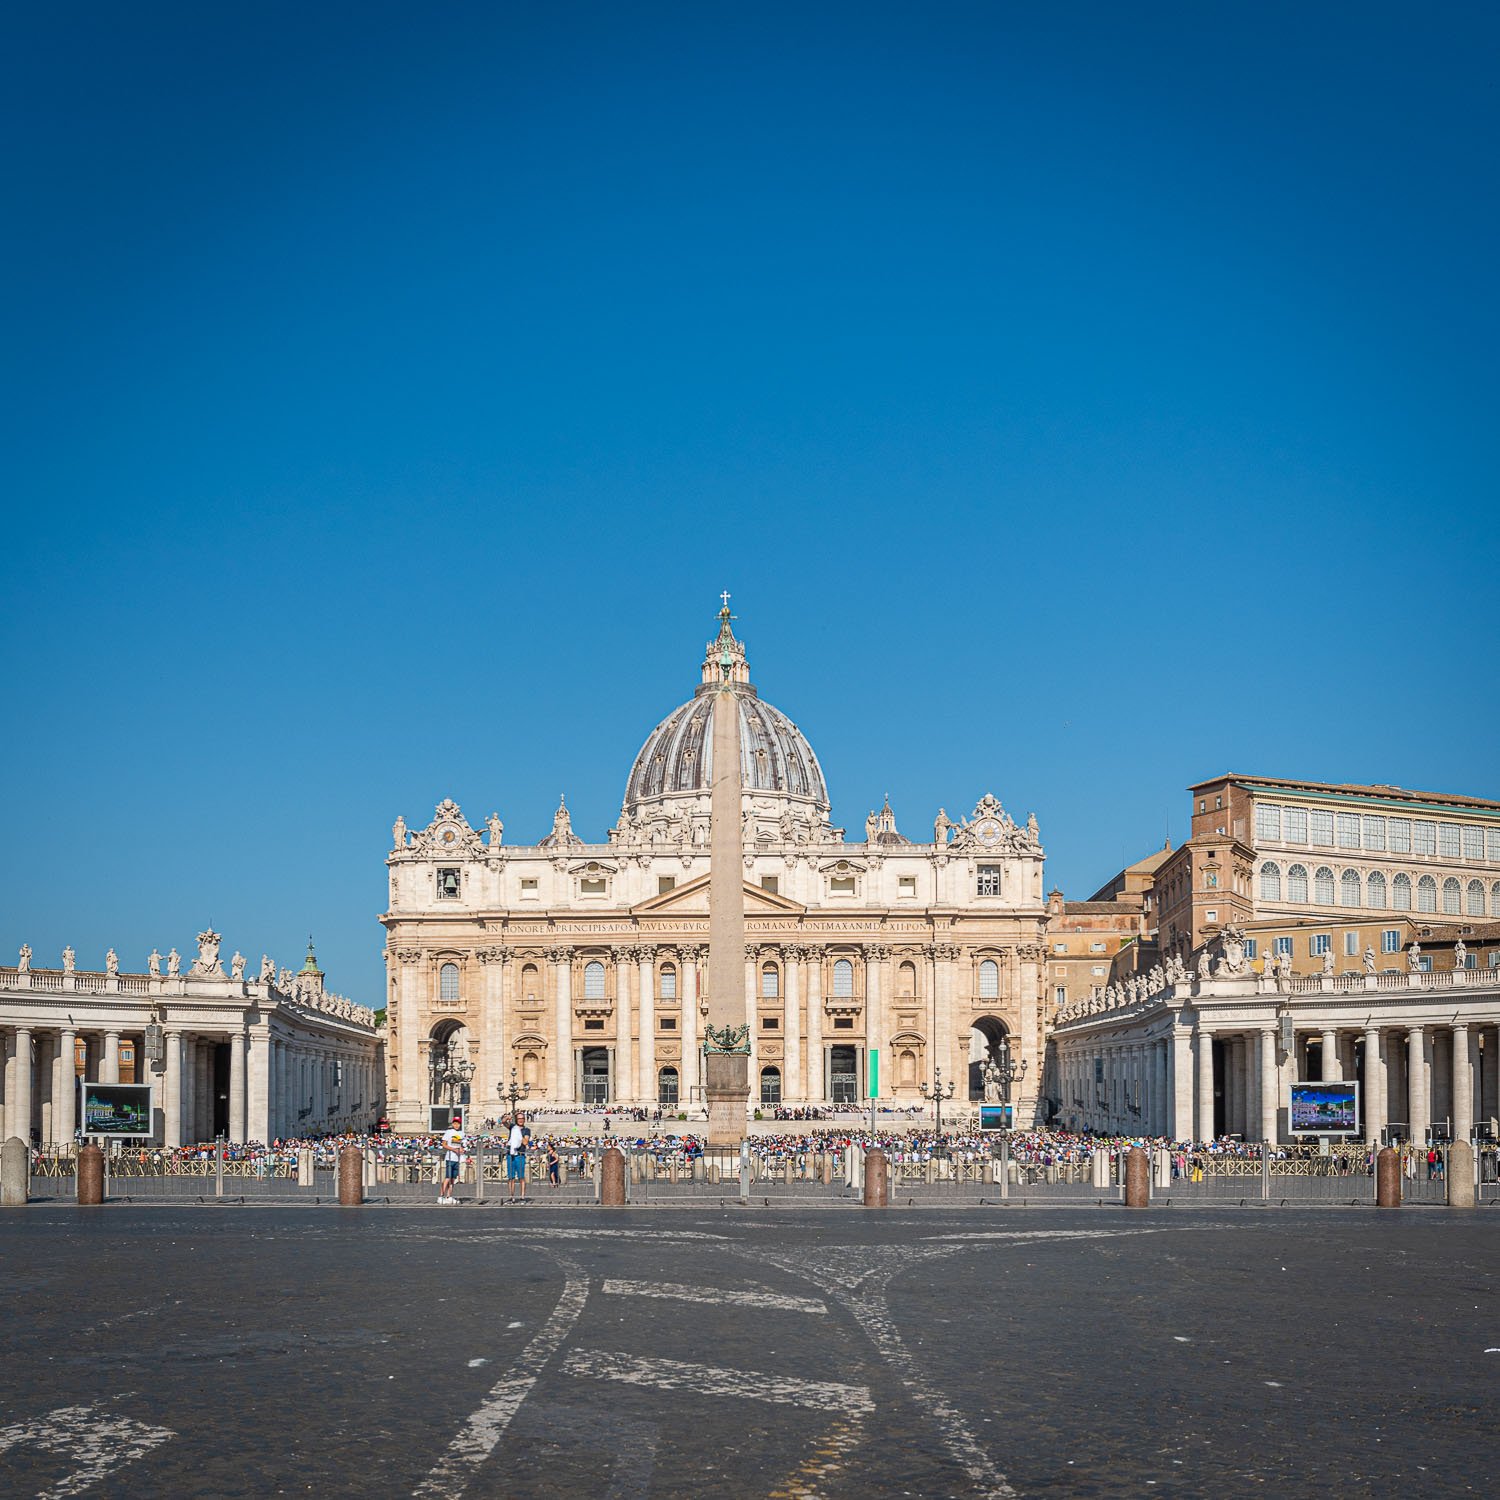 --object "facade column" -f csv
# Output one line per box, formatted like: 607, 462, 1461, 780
638, 947, 656, 1106
13, 1029, 33, 1145
164, 1030, 183, 1149
181, 1034, 196, 1144
1195, 1025, 1215, 1142
806, 950, 824, 1102
680, 947, 701, 1107
935, 945, 958, 1106
1225, 1036, 1242, 1138
745, 948, 758, 1101
1017, 945, 1040, 1122
396, 952, 421, 1126
1452, 1024, 1474, 1145
1407, 1027, 1428, 1146
57, 1028, 76, 1144
783, 948, 801, 1104
1363, 1028, 1384, 1146
1320, 1029, 1339, 1082
548, 948, 572, 1106
1171, 1027, 1191, 1139
616, 949, 636, 1108
1259, 1028, 1278, 1144
867, 945, 888, 1102
248, 1026, 269, 1142
102, 1031, 121, 1084
228, 1030, 247, 1143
